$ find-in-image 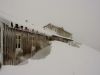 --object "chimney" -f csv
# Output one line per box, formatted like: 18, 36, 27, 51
11, 22, 13, 27
15, 24, 19, 29
25, 27, 27, 30
21, 26, 23, 30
